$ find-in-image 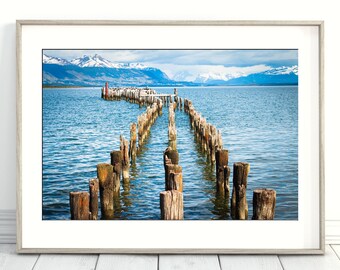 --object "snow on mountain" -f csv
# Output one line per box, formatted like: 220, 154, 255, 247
264, 65, 298, 76
43, 53, 149, 69
192, 65, 298, 84
70, 54, 118, 68
194, 72, 243, 83
43, 54, 71, 66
